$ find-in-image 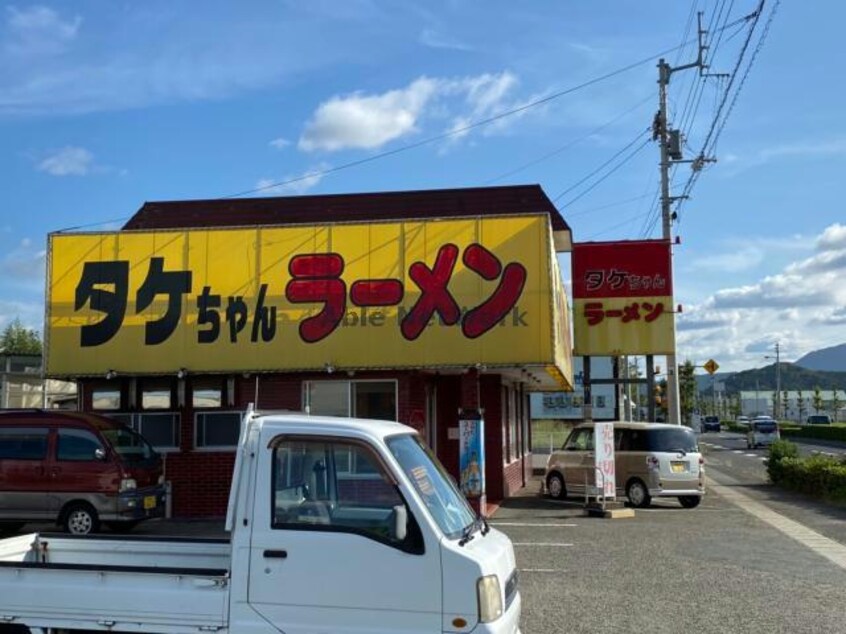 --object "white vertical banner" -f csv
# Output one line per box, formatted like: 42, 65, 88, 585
594, 422, 616, 500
